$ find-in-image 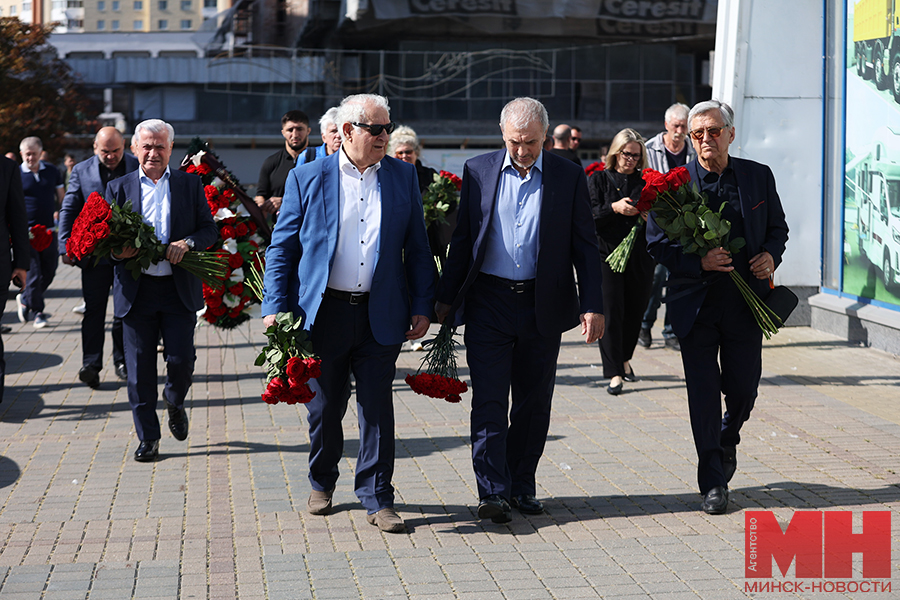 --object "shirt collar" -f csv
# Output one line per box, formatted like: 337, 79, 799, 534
21, 162, 45, 174
139, 165, 171, 184
502, 151, 543, 177
339, 146, 381, 175
697, 156, 733, 183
